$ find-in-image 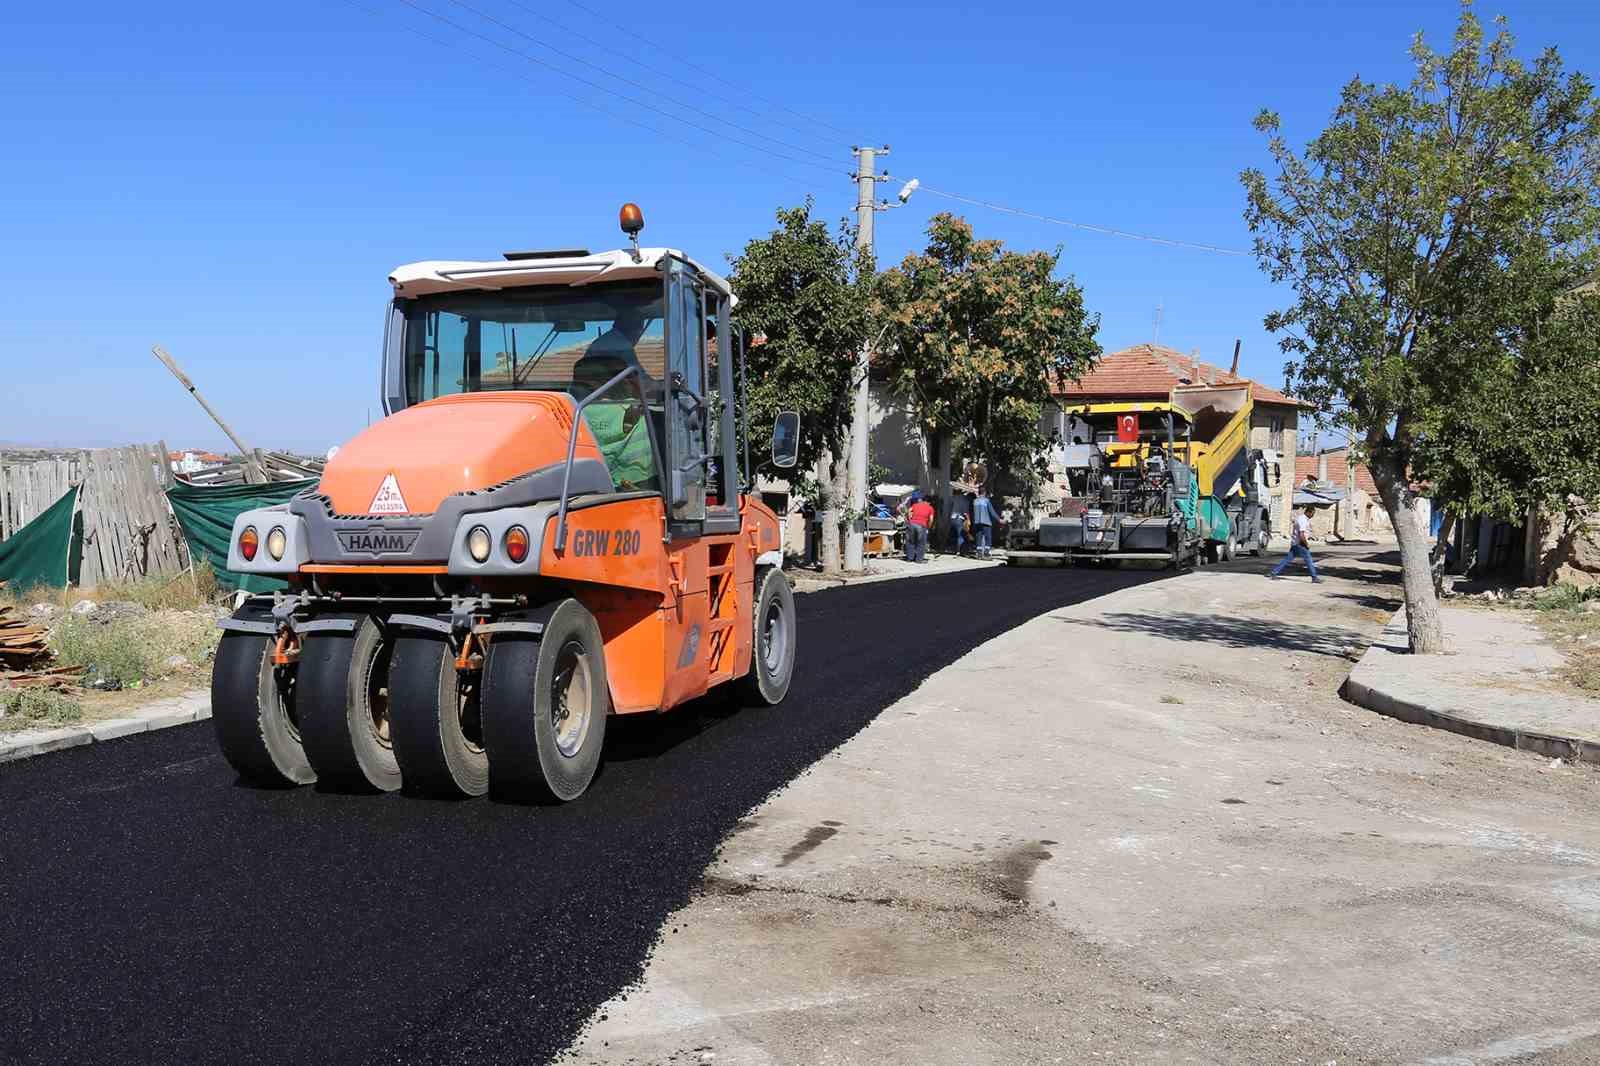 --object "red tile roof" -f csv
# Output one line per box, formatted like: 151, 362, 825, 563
1295, 448, 1378, 494
1055, 343, 1306, 407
